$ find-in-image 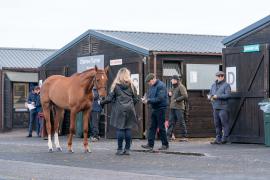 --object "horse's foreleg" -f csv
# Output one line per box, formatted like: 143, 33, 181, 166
43, 102, 53, 152
83, 109, 91, 153
67, 111, 76, 153
54, 107, 64, 152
